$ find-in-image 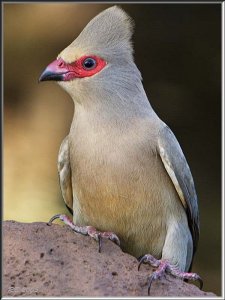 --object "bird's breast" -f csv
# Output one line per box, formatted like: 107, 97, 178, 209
68, 118, 183, 257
